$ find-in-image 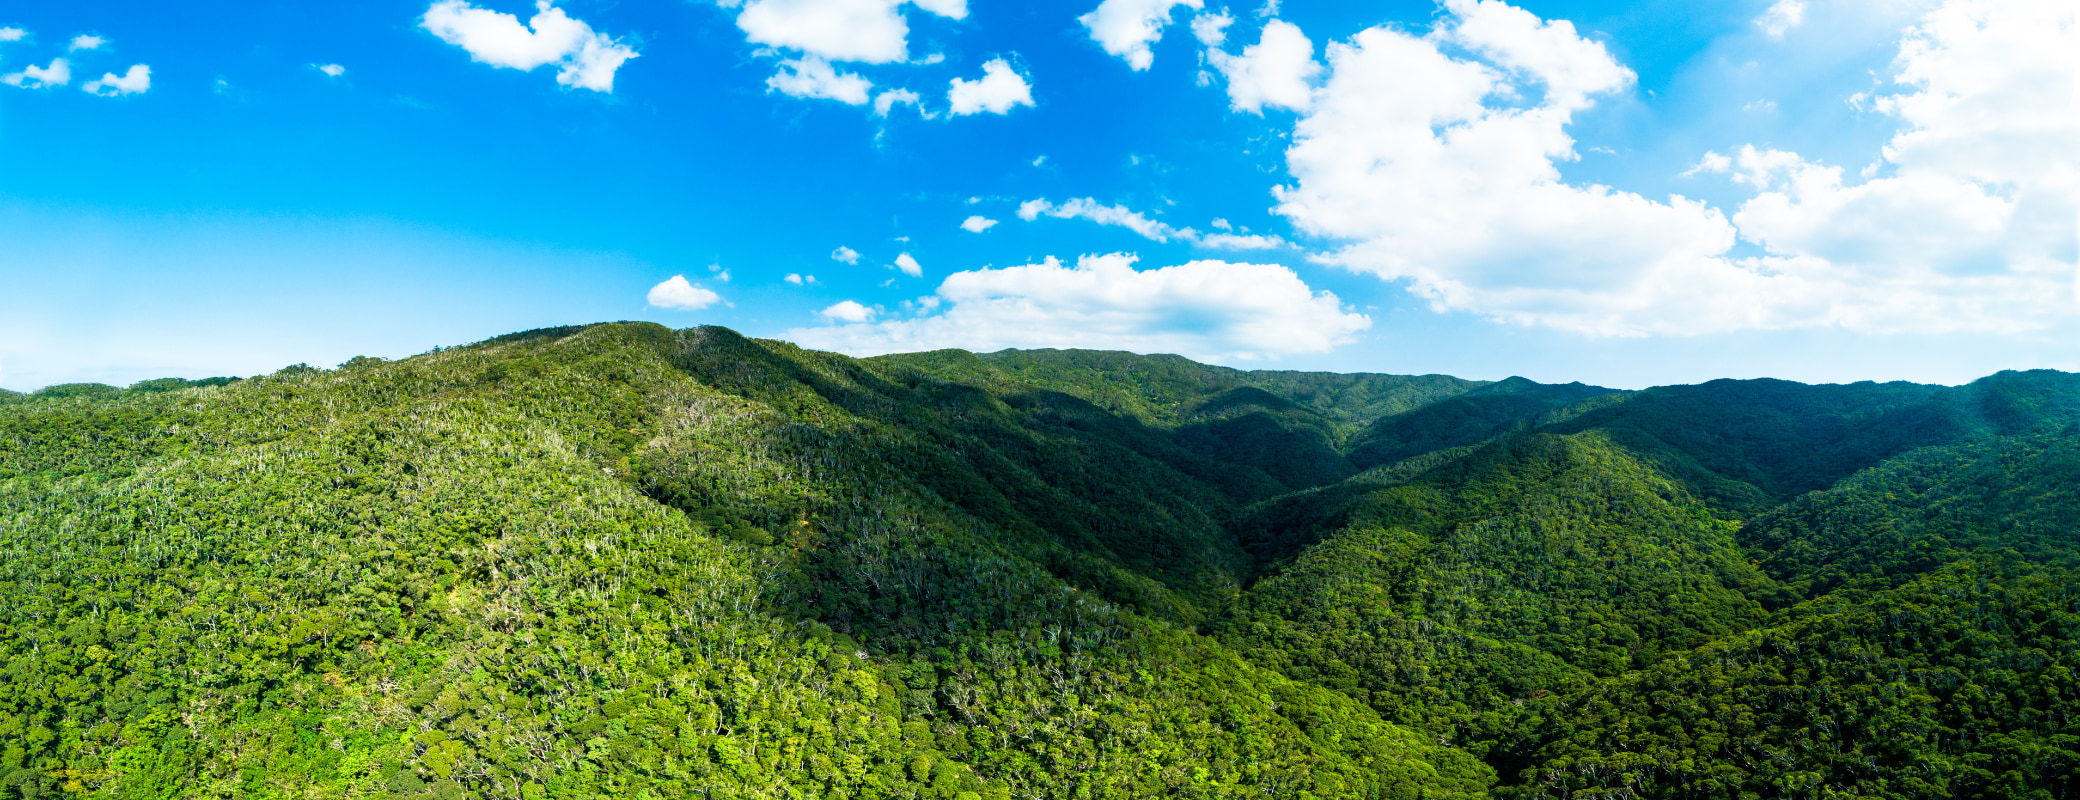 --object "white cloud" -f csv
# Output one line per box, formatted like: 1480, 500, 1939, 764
820, 300, 877, 322
961, 215, 998, 232
1272, 0, 2079, 337
1019, 197, 1190, 242
1743, 99, 1776, 113
1190, 9, 1233, 46
1079, 0, 1202, 70
894, 252, 924, 276
789, 253, 1369, 362
729, 0, 964, 65
420, 0, 637, 93
69, 35, 104, 51
785, 273, 821, 285
1206, 18, 1318, 113
832, 245, 861, 264
1273, 1, 1785, 336
1032, 155, 1048, 167
0, 28, 25, 42
1197, 232, 1287, 250
316, 63, 347, 77
1708, 0, 2080, 333
647, 275, 724, 310
1680, 150, 1732, 177
947, 58, 1033, 115
83, 64, 148, 96
3, 58, 69, 88
1756, 0, 1806, 38
767, 56, 873, 104
873, 88, 929, 116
